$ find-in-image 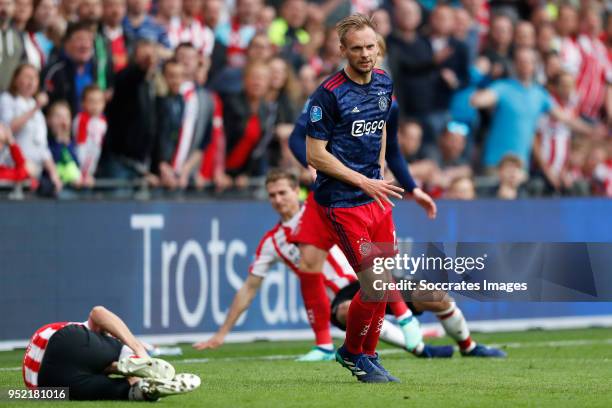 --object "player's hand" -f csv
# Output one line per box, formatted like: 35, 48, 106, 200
410, 187, 437, 219
359, 177, 404, 210
193, 333, 225, 350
